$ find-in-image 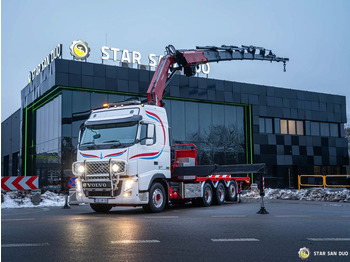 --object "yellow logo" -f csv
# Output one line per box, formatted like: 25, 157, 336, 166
70, 40, 90, 60
298, 247, 310, 260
